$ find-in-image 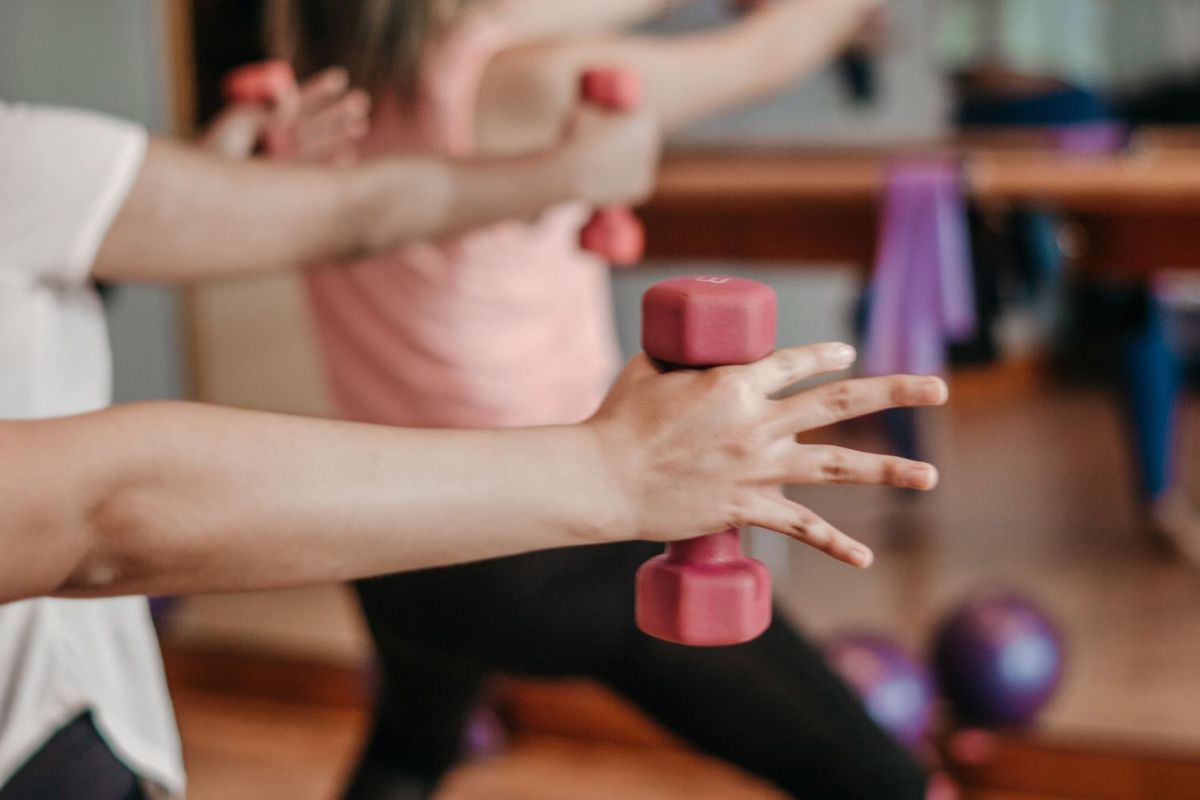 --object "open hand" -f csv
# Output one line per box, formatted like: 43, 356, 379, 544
203, 65, 371, 164
591, 342, 947, 567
